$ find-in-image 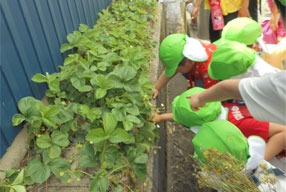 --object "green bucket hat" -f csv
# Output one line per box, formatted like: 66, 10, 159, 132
192, 120, 249, 163
214, 17, 262, 46
159, 34, 208, 77
208, 41, 257, 80
172, 87, 222, 128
